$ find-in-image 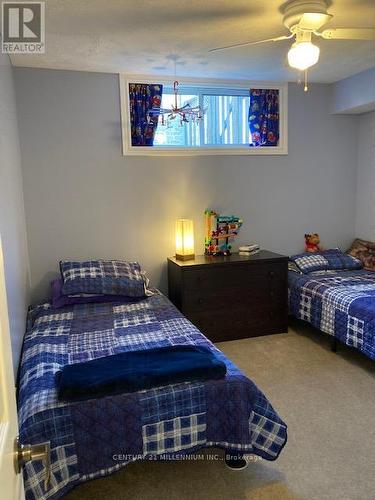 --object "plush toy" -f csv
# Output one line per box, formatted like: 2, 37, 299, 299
305, 233, 322, 253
